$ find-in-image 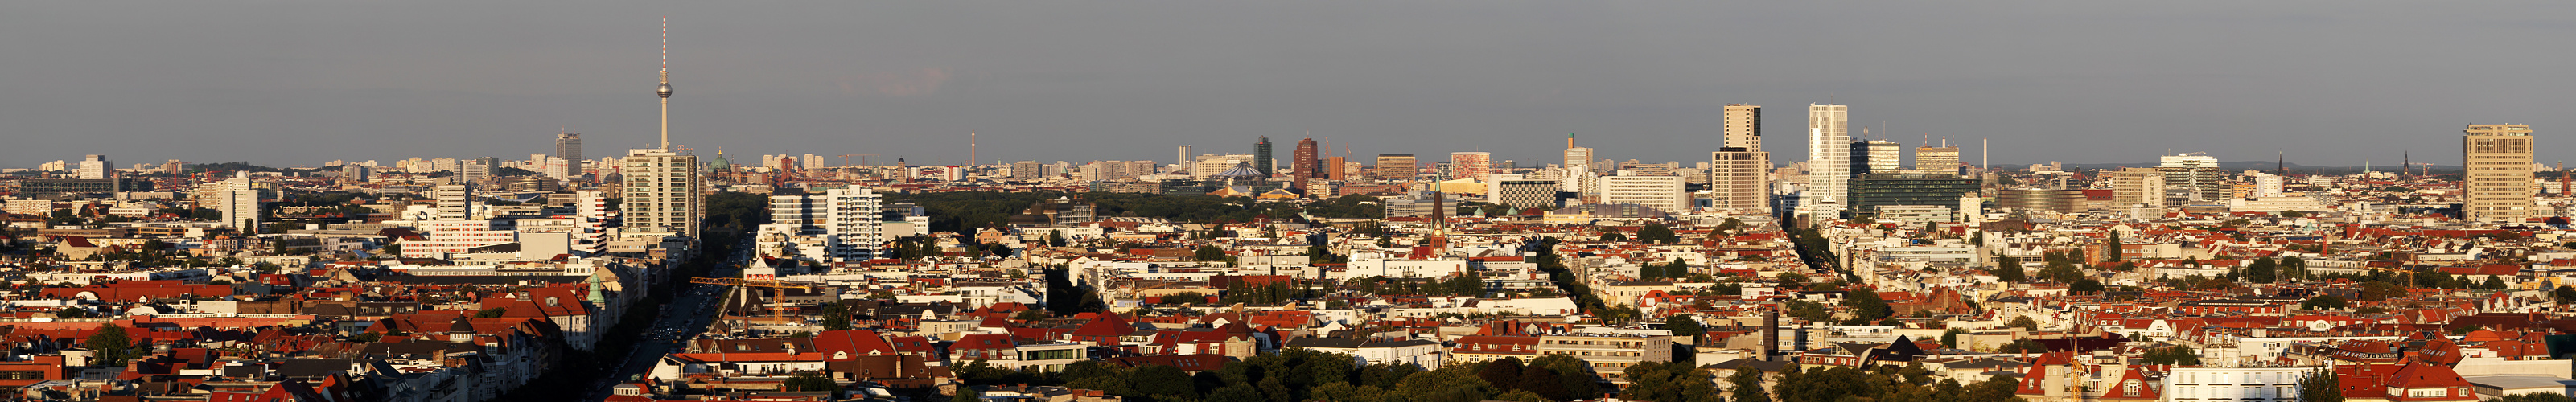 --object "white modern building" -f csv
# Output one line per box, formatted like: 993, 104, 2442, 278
214, 173, 261, 232
1598, 174, 1689, 215
763, 187, 885, 262
1808, 104, 1850, 203
2158, 365, 2306, 402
